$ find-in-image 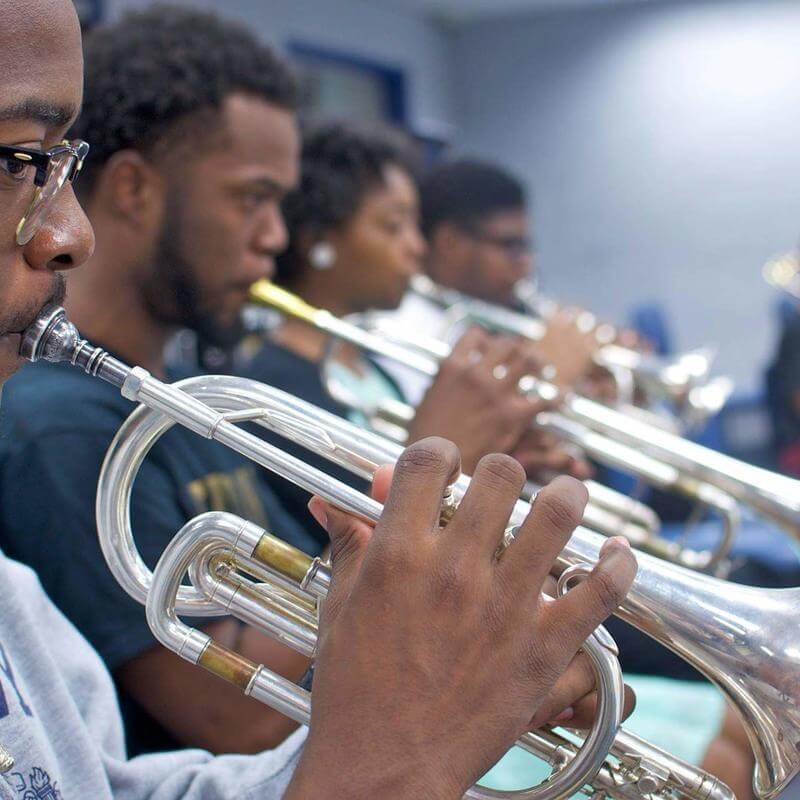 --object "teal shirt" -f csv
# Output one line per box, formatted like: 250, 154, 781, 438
480, 675, 724, 791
